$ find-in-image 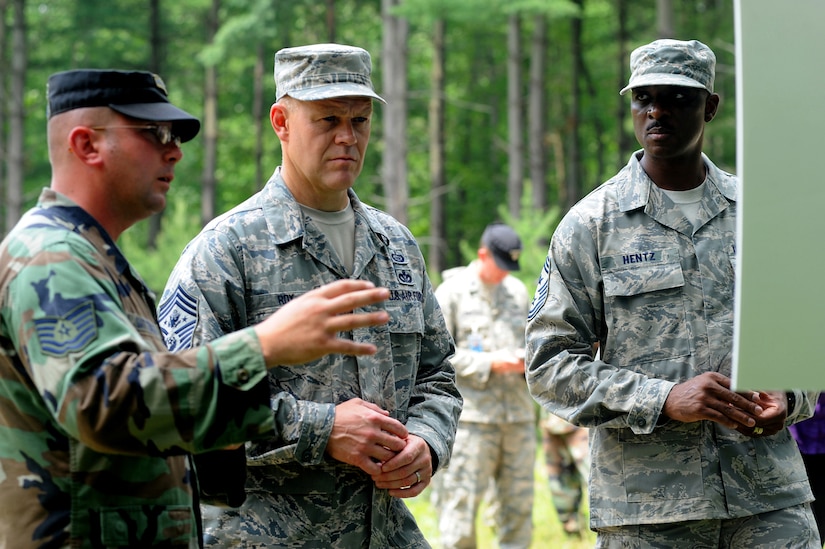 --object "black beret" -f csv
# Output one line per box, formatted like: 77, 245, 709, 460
47, 69, 200, 143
